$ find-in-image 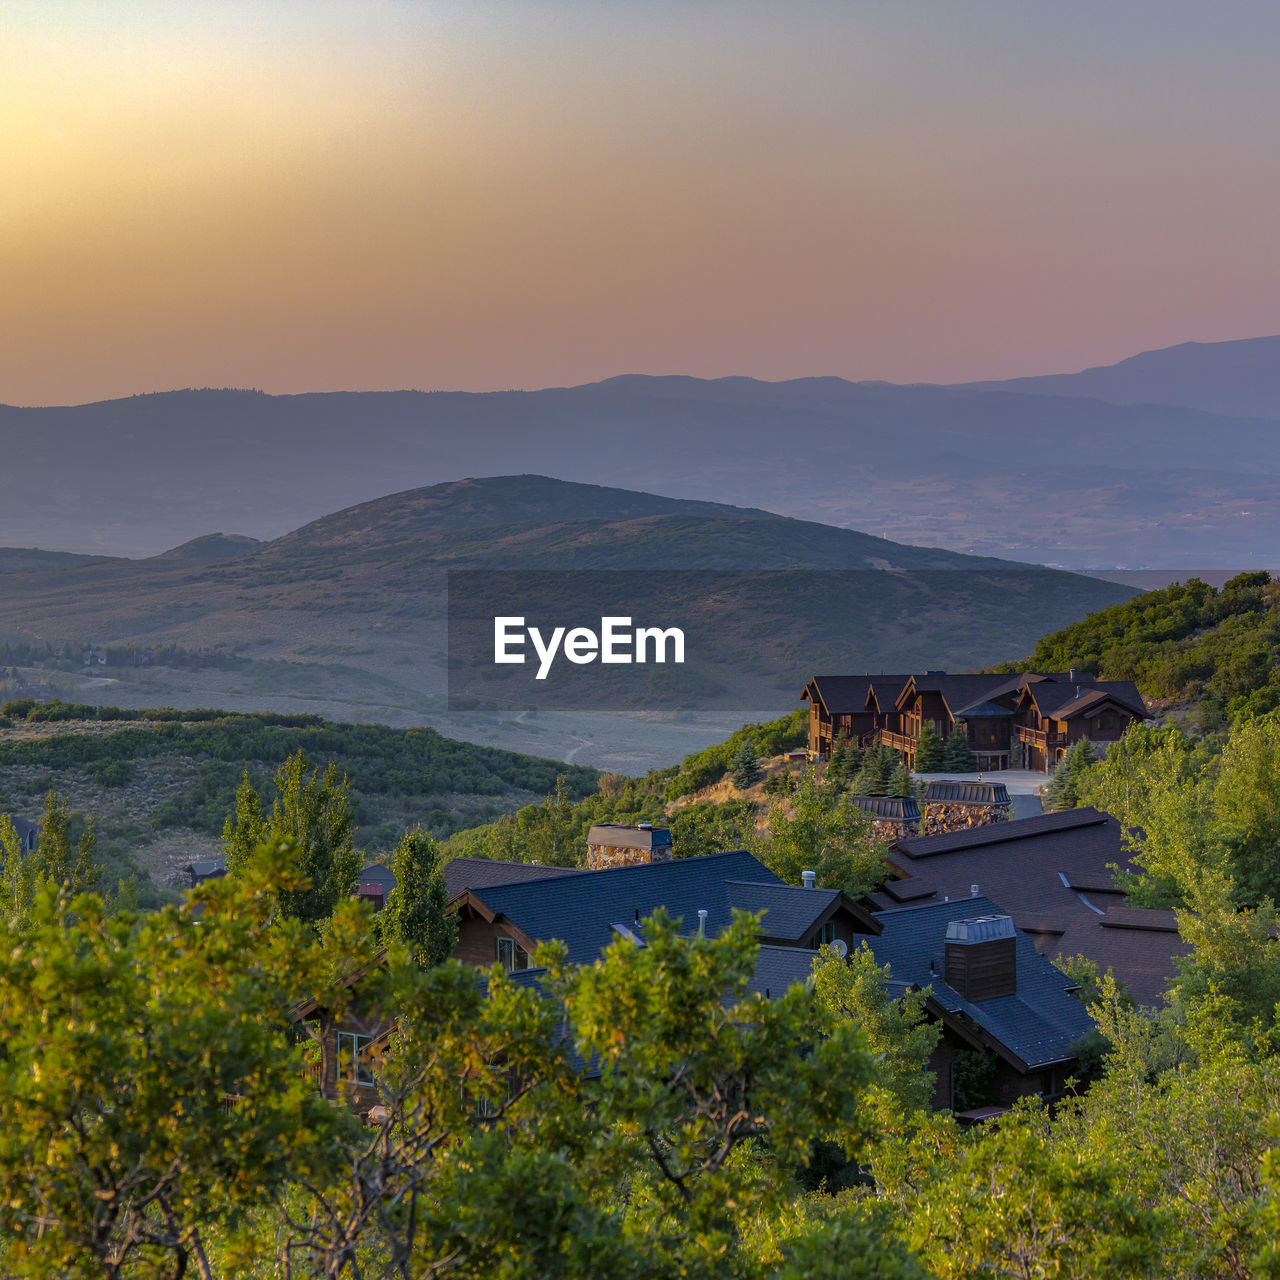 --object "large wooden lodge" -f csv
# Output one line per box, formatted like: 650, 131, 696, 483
801, 670, 1149, 772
